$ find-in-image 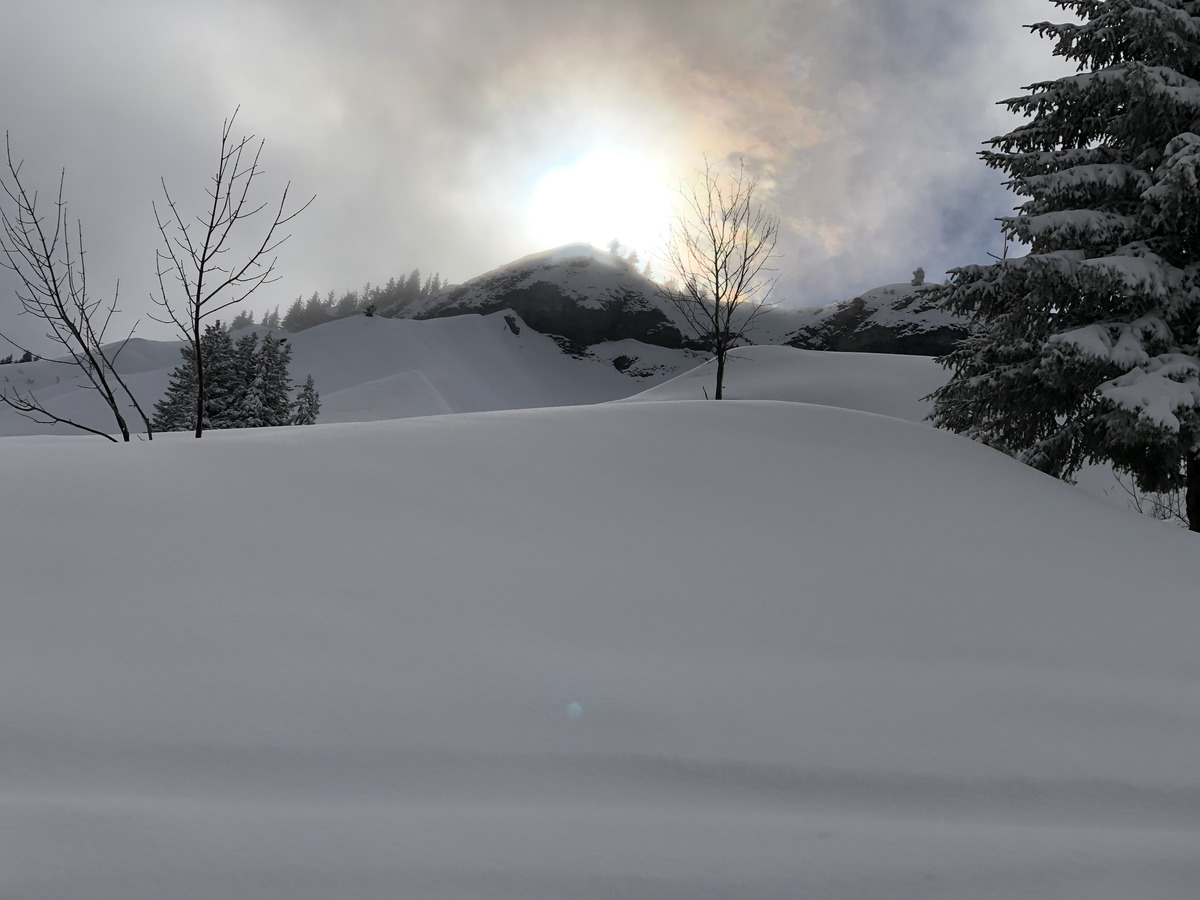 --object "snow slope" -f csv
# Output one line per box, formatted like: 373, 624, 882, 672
0, 312, 685, 436
0, 401, 1195, 899
286, 312, 656, 422
624, 344, 947, 421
